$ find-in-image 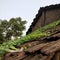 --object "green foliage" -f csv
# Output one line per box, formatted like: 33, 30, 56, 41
0, 17, 26, 43
0, 19, 60, 56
